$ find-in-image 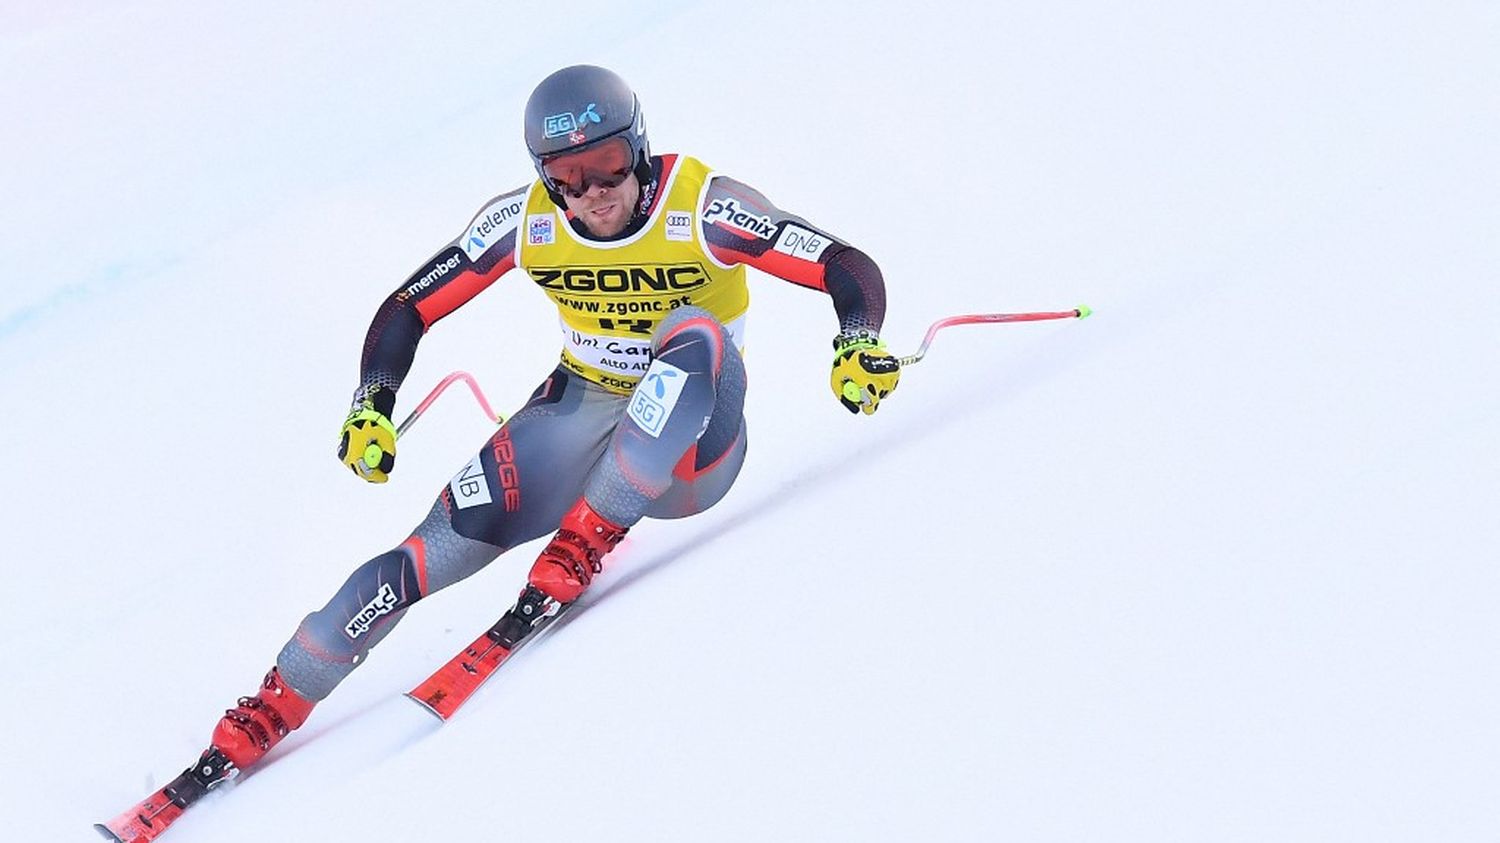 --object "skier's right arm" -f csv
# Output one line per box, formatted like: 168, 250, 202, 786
337, 188, 529, 483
